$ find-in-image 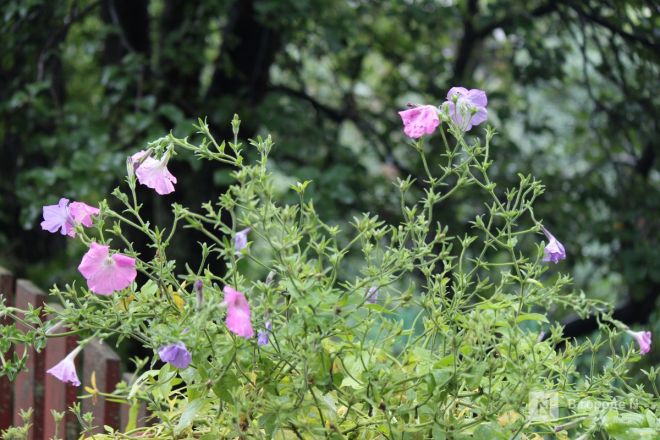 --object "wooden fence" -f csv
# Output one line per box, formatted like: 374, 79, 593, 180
0, 267, 146, 439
